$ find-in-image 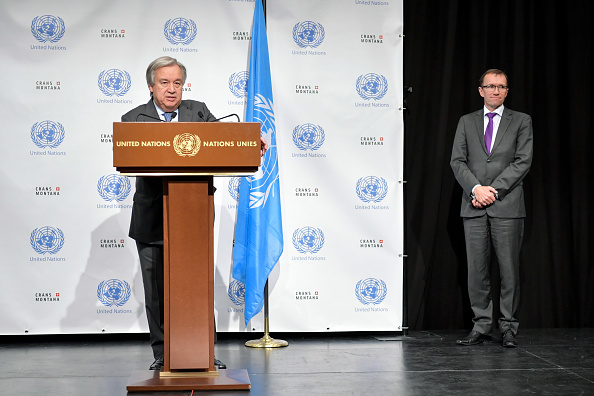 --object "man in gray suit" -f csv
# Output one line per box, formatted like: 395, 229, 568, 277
450, 69, 533, 348
121, 56, 217, 371
122, 56, 267, 370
